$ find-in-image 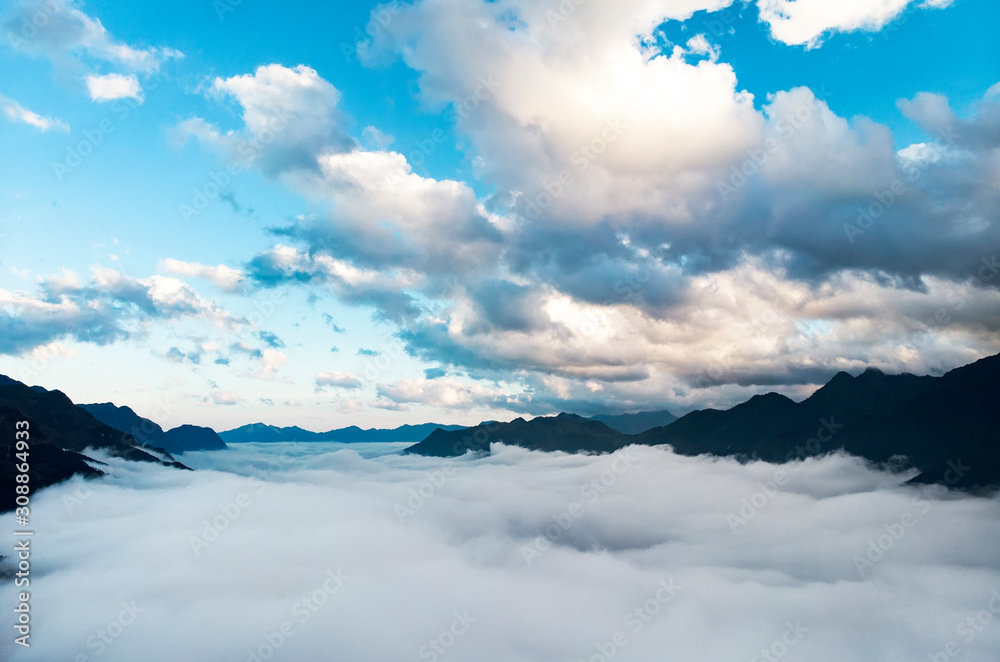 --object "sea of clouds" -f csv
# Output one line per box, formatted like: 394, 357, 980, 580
2, 441, 999, 662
